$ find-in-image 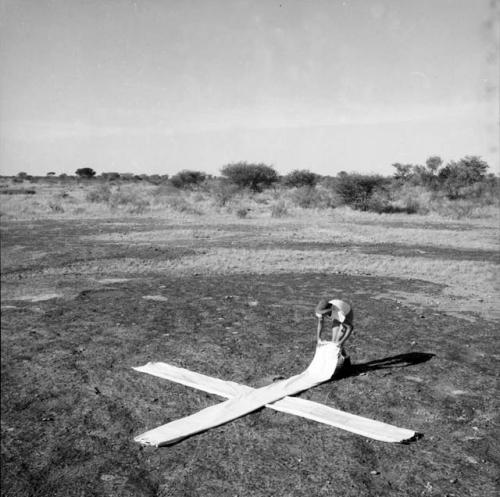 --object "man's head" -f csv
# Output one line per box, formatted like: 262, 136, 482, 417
315, 298, 353, 345
315, 299, 352, 324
